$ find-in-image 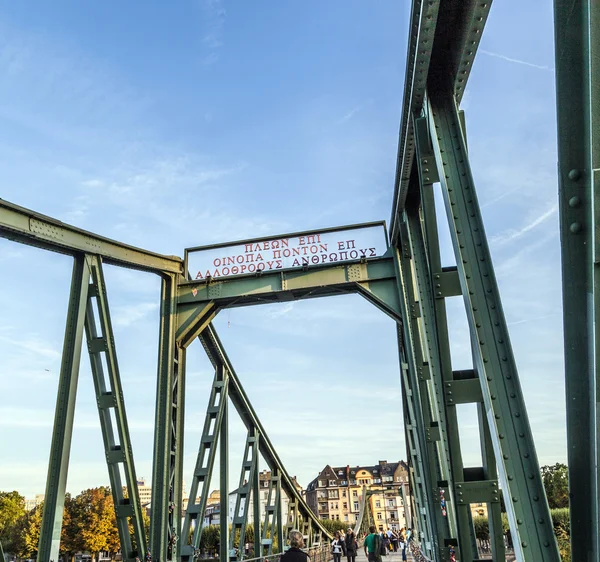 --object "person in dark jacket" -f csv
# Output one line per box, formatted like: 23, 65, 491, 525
344, 528, 358, 562
280, 530, 310, 562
